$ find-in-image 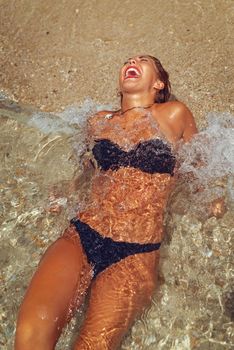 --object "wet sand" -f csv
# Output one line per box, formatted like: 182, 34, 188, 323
0, 0, 233, 121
